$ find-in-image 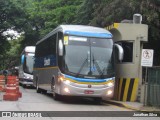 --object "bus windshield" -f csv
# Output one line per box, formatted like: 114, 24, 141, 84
64, 36, 114, 78
23, 53, 34, 74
